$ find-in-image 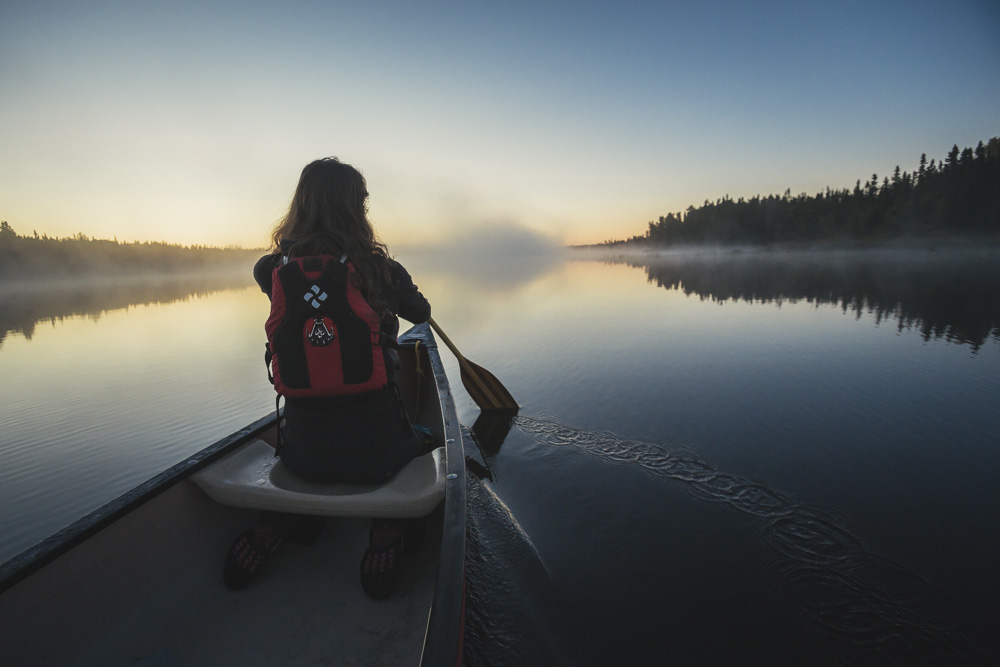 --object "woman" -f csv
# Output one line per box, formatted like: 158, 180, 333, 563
224, 157, 433, 599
